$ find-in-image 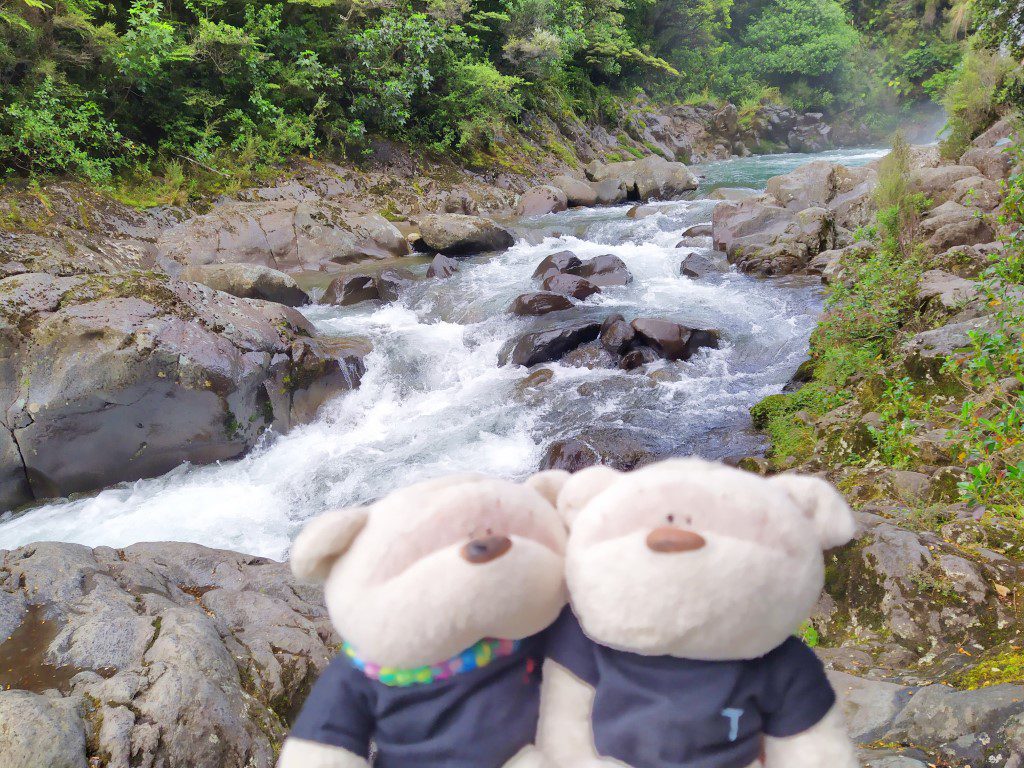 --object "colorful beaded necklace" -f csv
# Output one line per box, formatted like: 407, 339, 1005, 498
342, 637, 521, 687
